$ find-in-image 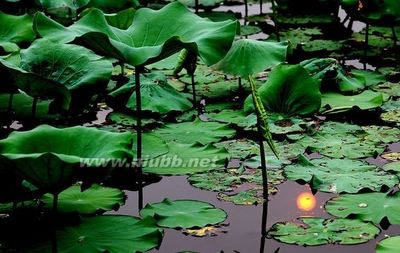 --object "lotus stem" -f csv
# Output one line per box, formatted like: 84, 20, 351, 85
195, 0, 199, 14
238, 77, 242, 91
259, 0, 263, 14
7, 93, 13, 114
364, 23, 369, 70
392, 26, 397, 48
32, 97, 38, 120
191, 73, 198, 113
120, 62, 125, 77
244, 0, 249, 18
135, 66, 144, 210
52, 192, 59, 216
259, 200, 269, 252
